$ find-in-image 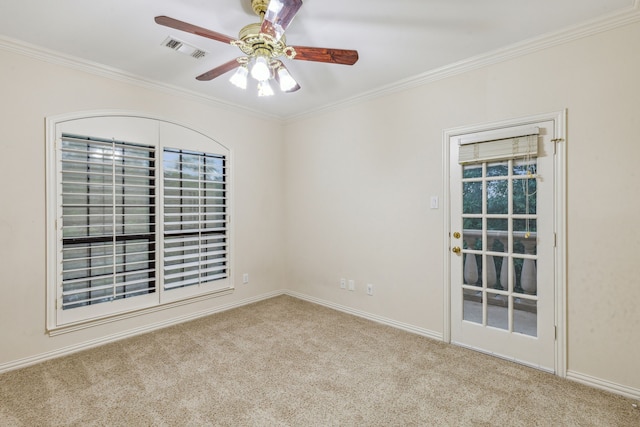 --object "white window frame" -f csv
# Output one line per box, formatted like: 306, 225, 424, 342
46, 112, 233, 333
